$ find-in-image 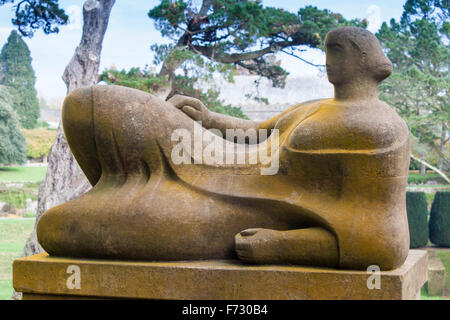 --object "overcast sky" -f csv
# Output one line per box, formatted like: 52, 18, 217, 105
0, 0, 405, 103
